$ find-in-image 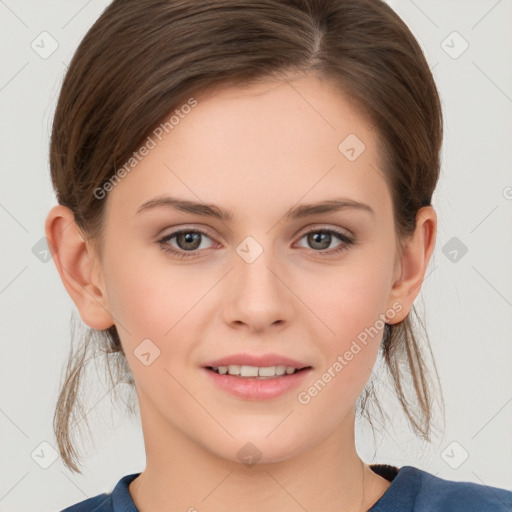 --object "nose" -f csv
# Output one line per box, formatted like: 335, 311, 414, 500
222, 242, 294, 333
